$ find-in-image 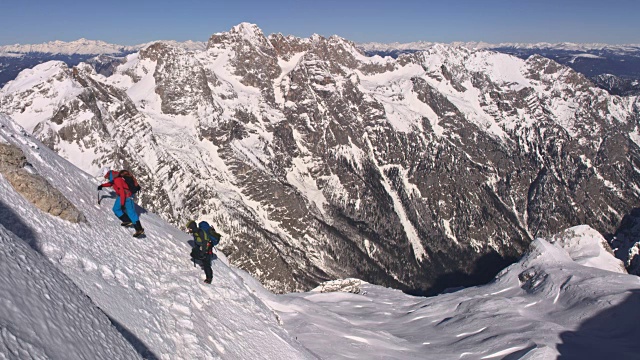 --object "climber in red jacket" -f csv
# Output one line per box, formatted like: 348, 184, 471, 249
98, 167, 145, 237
